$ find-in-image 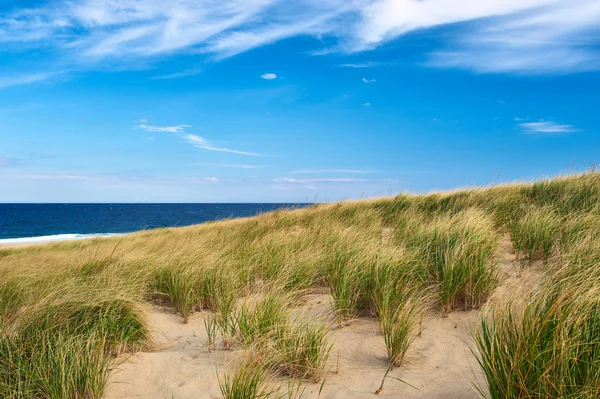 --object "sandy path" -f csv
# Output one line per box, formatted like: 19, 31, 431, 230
104, 298, 486, 399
